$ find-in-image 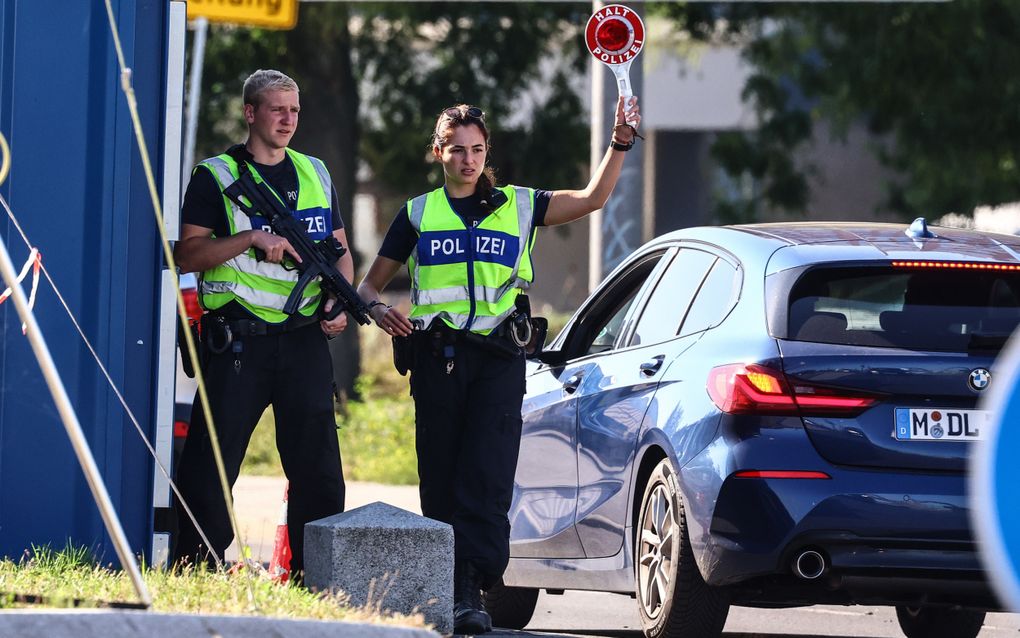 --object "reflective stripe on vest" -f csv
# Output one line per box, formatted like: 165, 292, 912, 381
197, 148, 333, 323
406, 185, 536, 334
